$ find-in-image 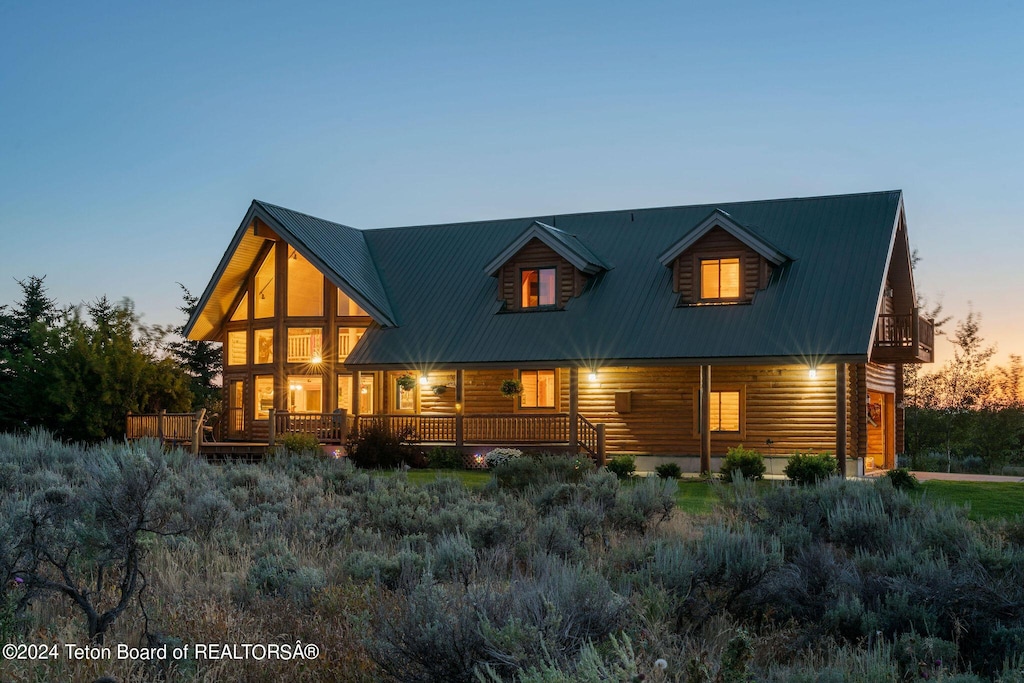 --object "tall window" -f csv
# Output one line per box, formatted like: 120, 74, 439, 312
254, 329, 274, 364
230, 293, 248, 321
287, 249, 324, 317
520, 370, 556, 408
227, 331, 247, 366
700, 258, 741, 300
338, 289, 369, 317
521, 268, 556, 308
395, 378, 415, 412
288, 328, 323, 363
338, 327, 365, 361
287, 375, 323, 413
709, 390, 741, 432
254, 245, 276, 318
254, 375, 274, 420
